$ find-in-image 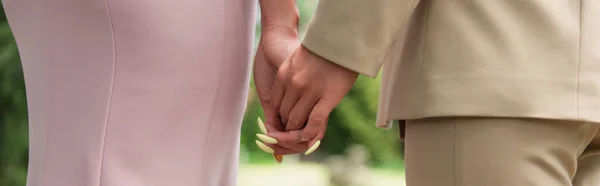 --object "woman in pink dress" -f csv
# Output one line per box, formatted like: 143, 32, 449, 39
1, 0, 299, 185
